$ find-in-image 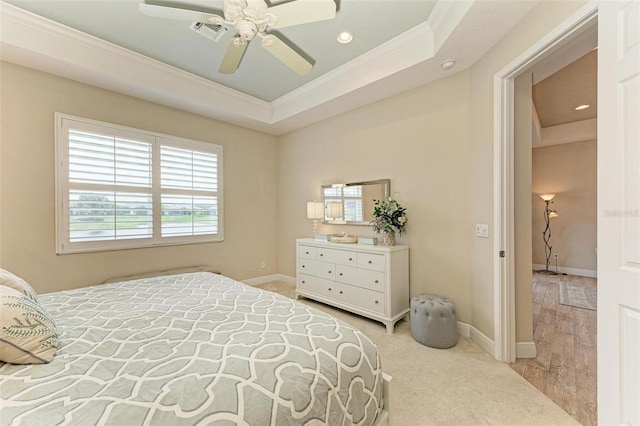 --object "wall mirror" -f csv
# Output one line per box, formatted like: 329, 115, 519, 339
321, 179, 390, 225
